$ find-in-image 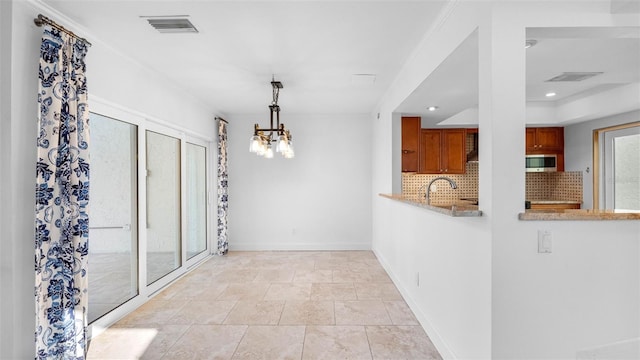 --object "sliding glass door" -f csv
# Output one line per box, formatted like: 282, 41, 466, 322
88, 113, 138, 323
186, 142, 208, 259
87, 104, 212, 330
146, 130, 182, 285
